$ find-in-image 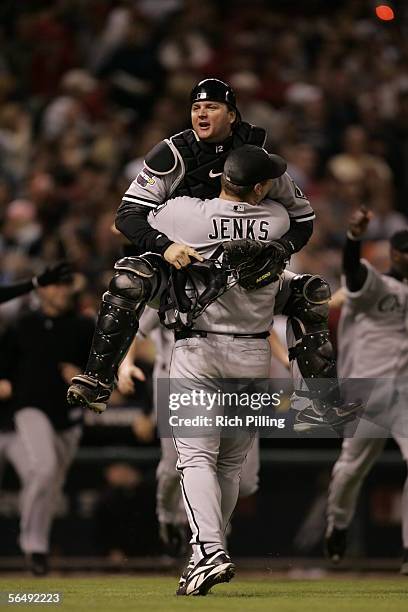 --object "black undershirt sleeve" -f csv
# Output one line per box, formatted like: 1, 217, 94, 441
115, 202, 173, 255
343, 237, 368, 292
0, 280, 35, 304
280, 219, 313, 254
